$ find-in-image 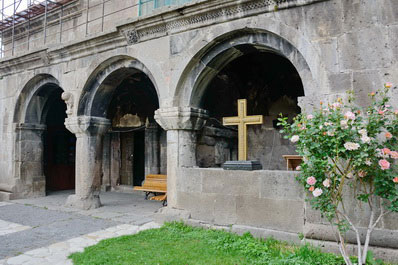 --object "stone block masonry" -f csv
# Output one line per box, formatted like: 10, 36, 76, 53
157, 168, 398, 263
0, 0, 398, 262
